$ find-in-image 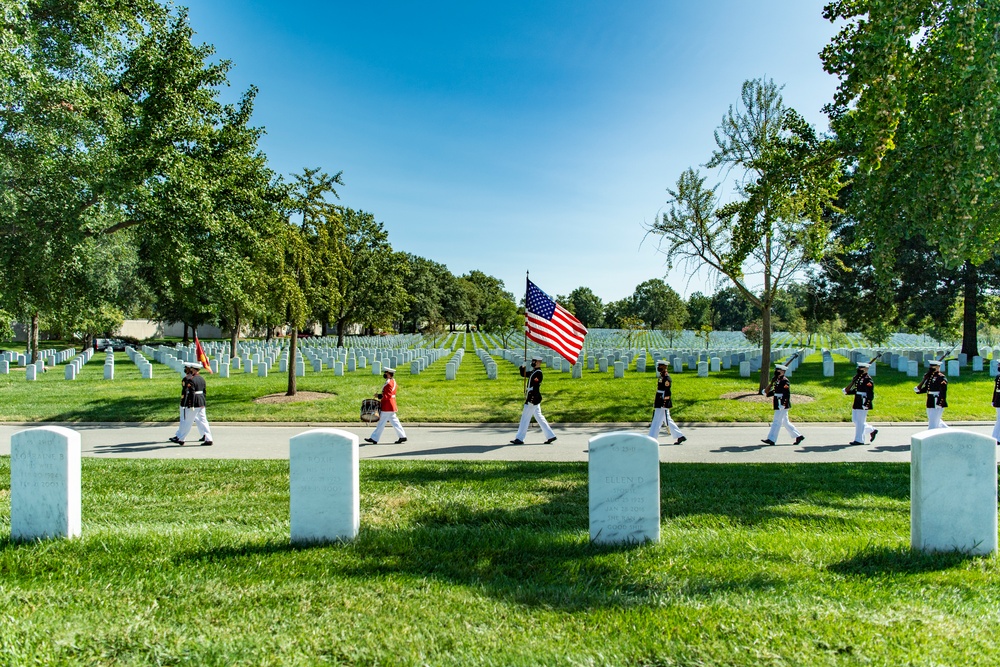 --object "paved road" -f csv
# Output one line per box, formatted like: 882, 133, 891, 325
2, 421, 998, 462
